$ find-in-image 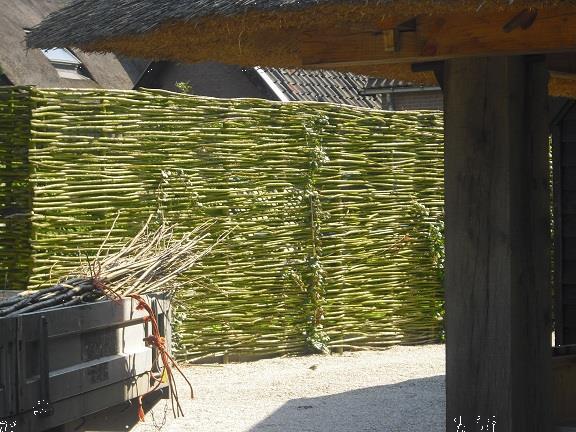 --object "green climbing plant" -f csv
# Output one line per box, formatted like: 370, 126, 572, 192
303, 115, 330, 353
